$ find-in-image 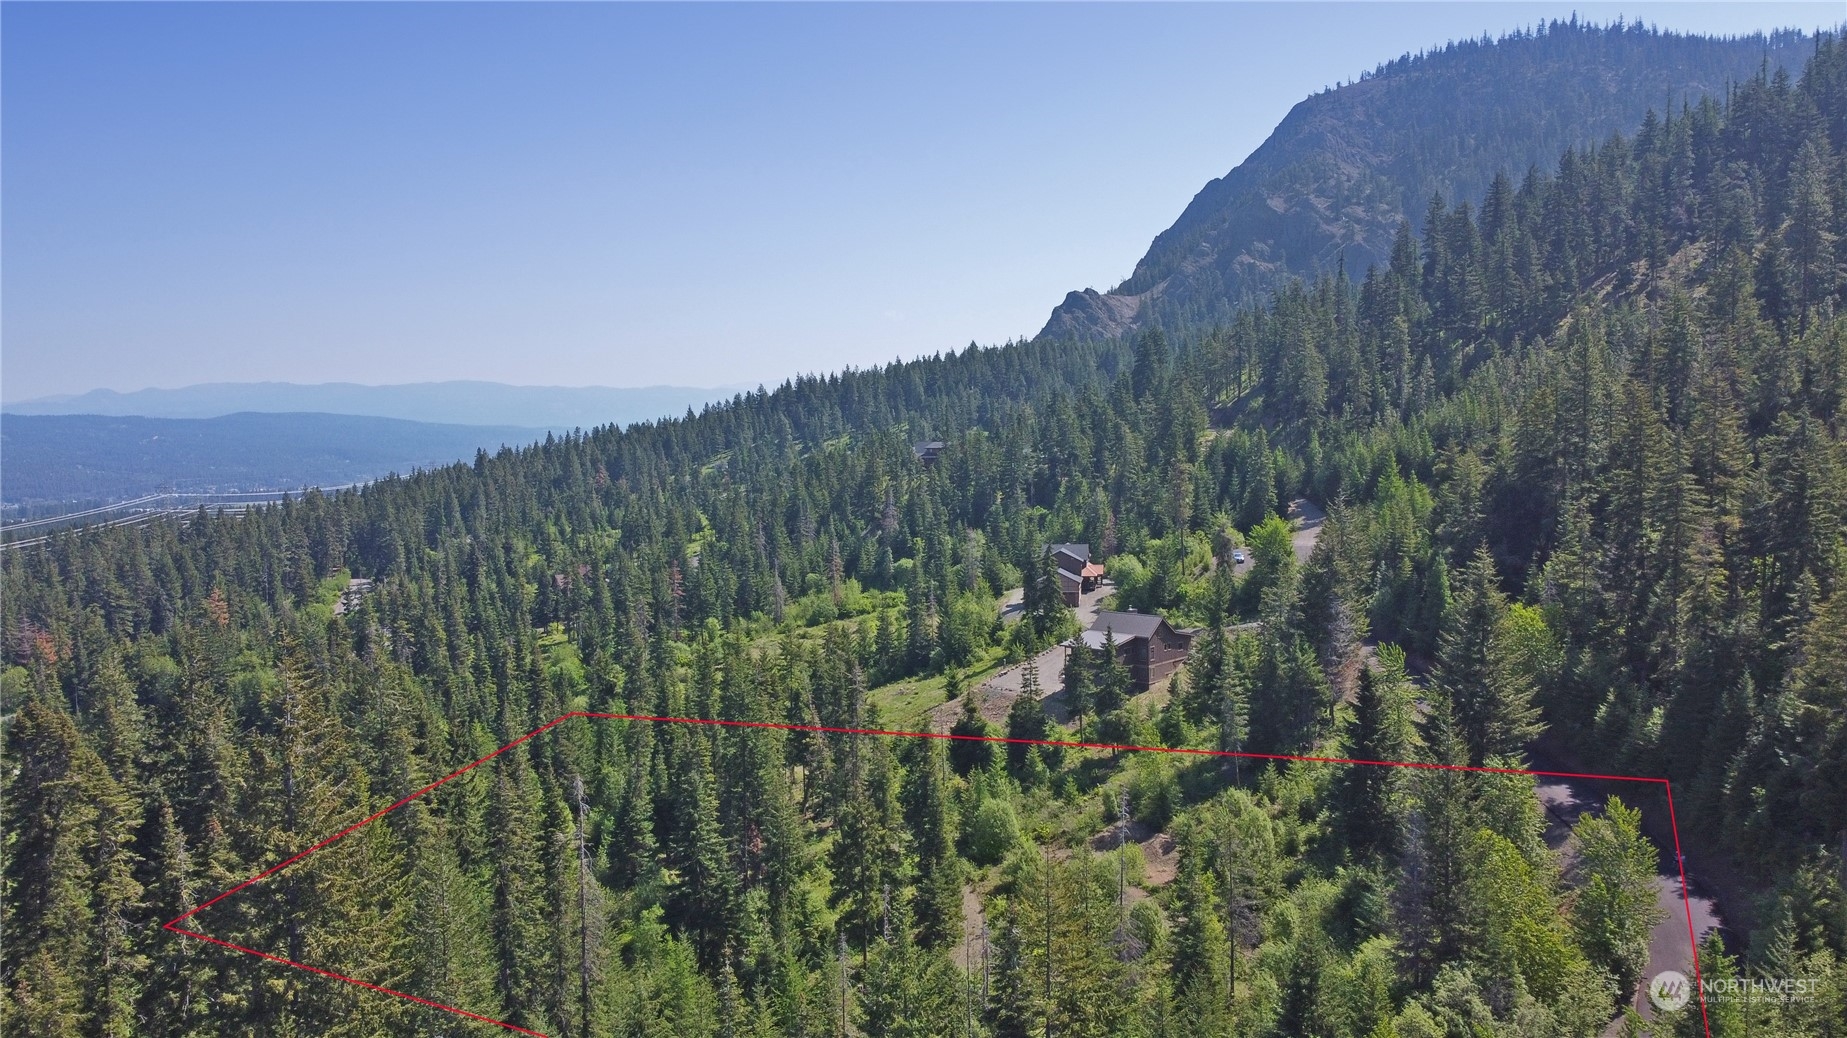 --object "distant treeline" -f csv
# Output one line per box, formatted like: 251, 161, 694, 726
0, 412, 545, 509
